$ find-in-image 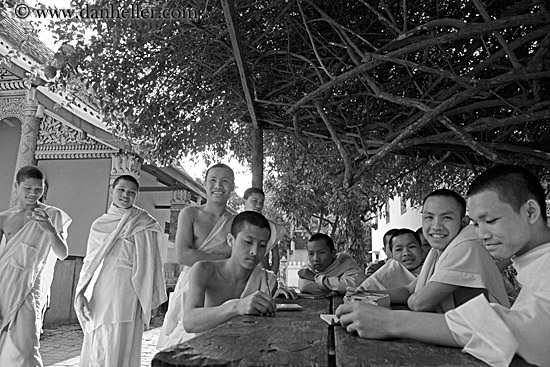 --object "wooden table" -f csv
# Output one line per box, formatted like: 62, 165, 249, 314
152, 297, 535, 367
